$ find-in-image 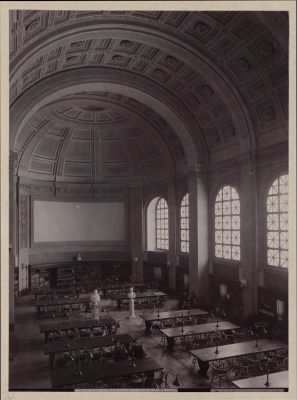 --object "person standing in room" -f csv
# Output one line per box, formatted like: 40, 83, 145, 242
90, 289, 101, 319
